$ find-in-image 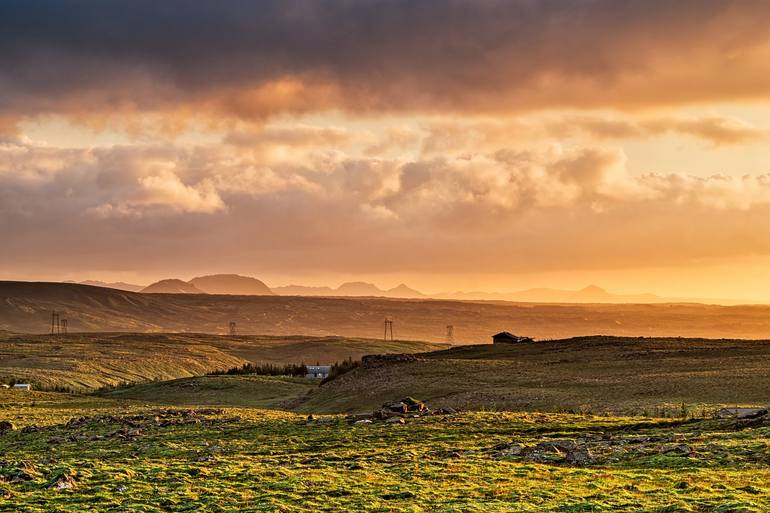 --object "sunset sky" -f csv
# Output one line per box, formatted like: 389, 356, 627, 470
3, 1, 770, 300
